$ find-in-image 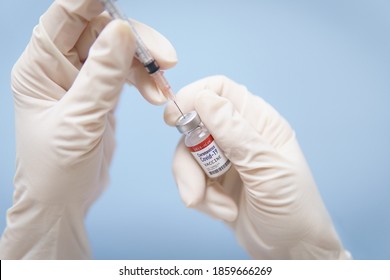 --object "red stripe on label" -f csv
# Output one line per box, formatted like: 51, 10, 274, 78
188, 135, 214, 152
